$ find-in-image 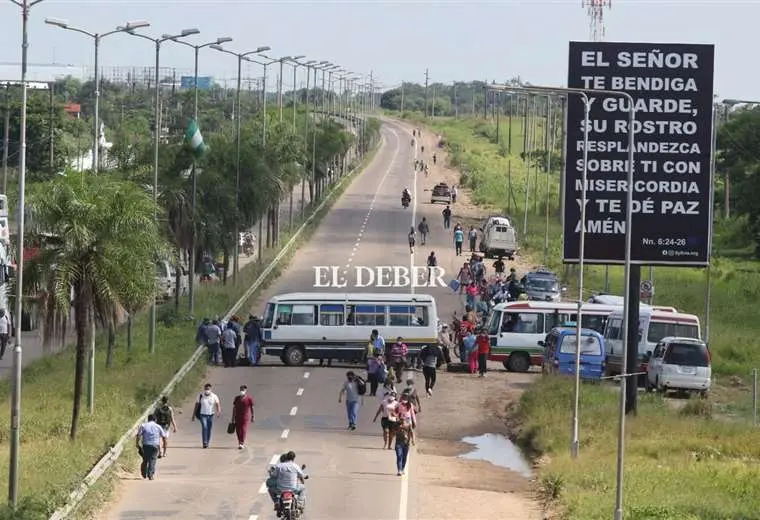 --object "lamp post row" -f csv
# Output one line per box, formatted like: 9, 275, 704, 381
8, 3, 373, 510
